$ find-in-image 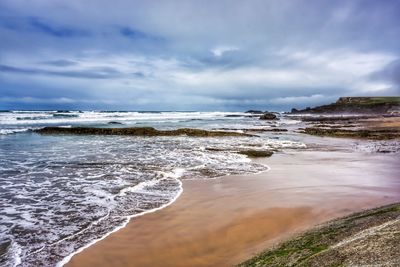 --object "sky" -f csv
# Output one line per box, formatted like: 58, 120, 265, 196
0, 0, 400, 111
